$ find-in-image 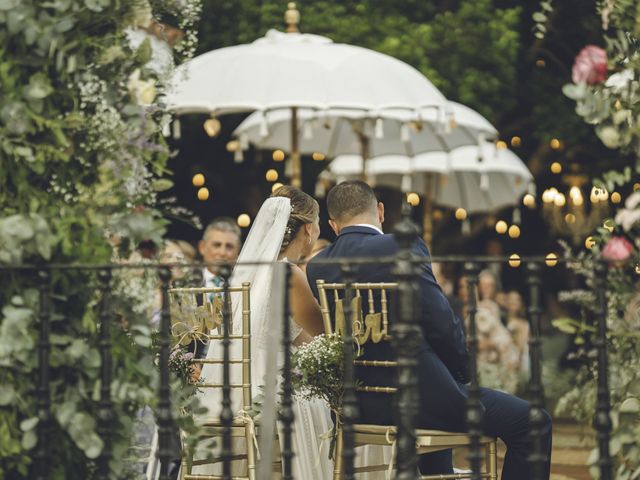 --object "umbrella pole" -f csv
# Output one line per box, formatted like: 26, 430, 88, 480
359, 133, 370, 183
422, 173, 434, 249
291, 106, 301, 188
